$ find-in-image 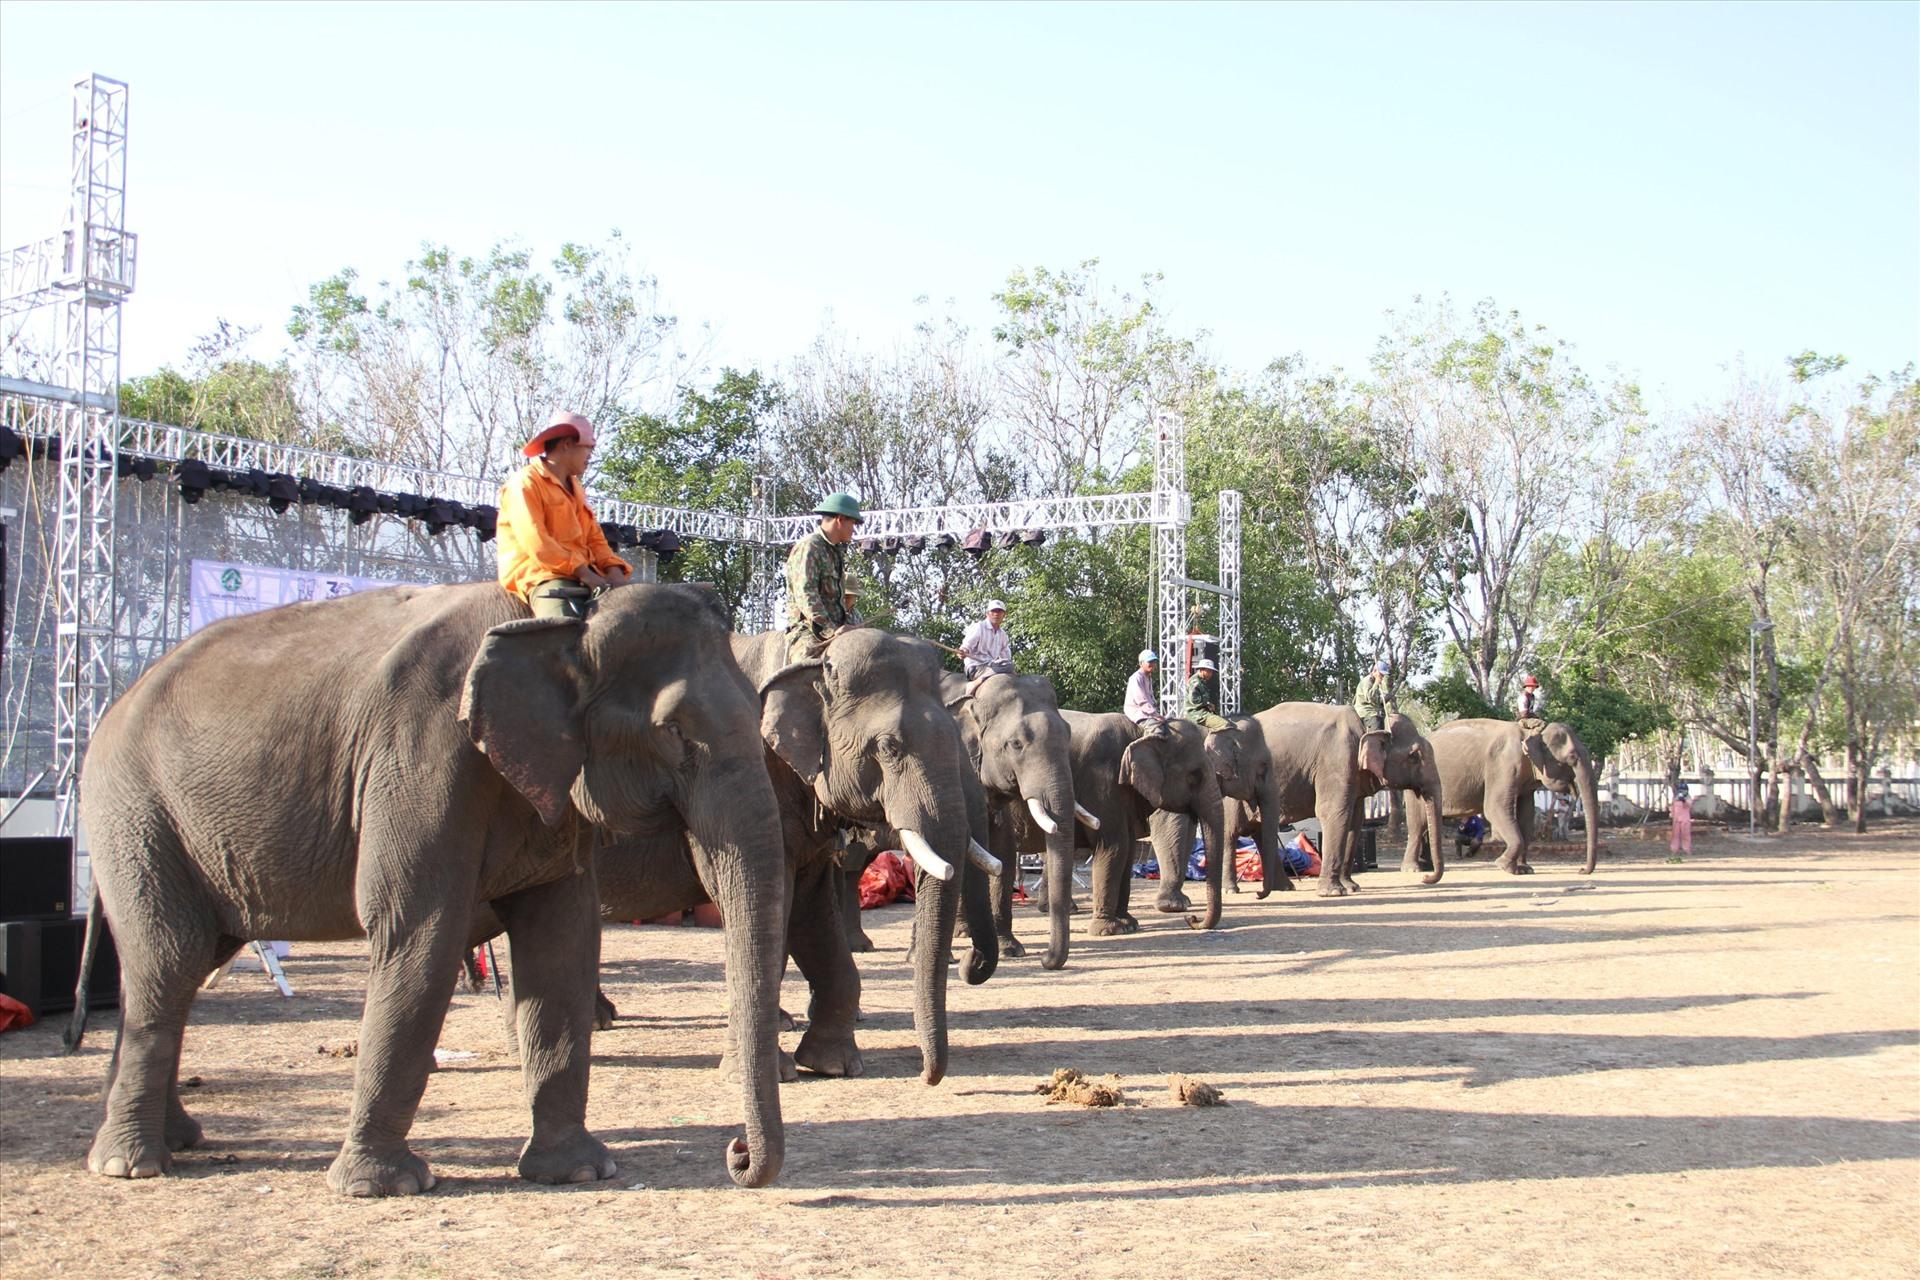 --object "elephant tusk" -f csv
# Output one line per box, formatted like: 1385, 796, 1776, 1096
1026, 797, 1060, 835
967, 839, 1002, 876
1073, 802, 1101, 831
898, 829, 957, 883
